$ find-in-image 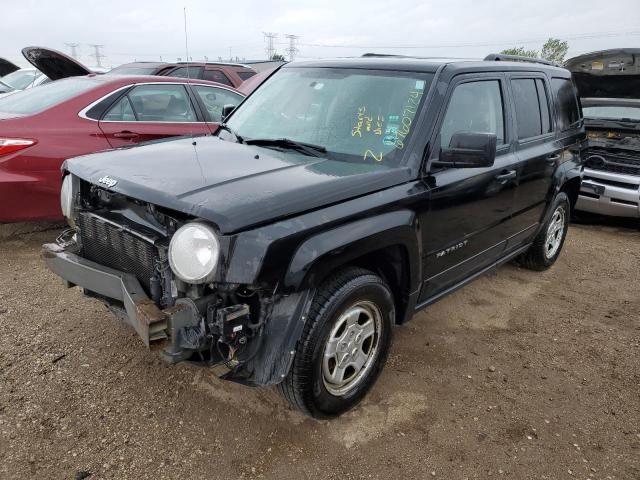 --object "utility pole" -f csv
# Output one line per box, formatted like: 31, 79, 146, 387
89, 44, 105, 68
263, 32, 277, 60
284, 34, 299, 61
64, 42, 80, 59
